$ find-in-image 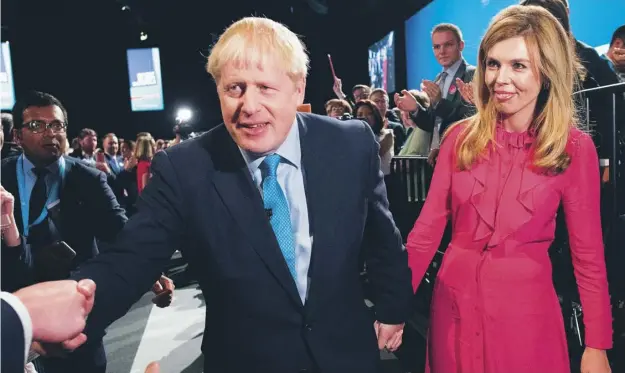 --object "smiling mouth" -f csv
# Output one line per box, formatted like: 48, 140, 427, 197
494, 92, 515, 100
240, 123, 268, 129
